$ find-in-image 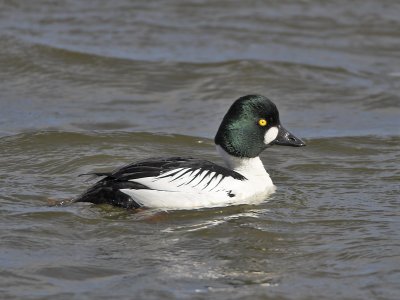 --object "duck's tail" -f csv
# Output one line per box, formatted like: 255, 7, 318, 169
73, 175, 145, 209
